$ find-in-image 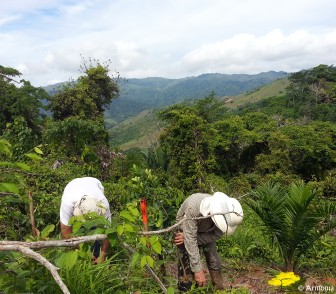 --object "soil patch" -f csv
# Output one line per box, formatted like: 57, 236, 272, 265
164, 262, 336, 293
